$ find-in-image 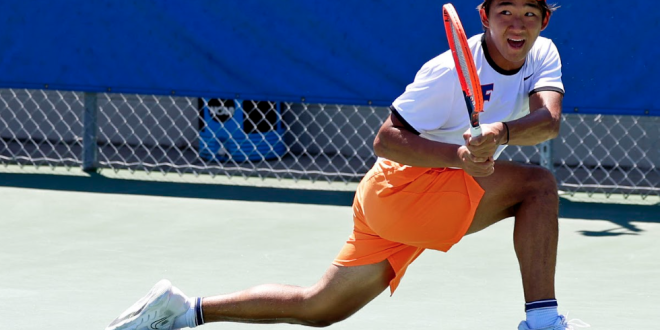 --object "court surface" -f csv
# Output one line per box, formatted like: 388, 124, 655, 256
1, 172, 659, 329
